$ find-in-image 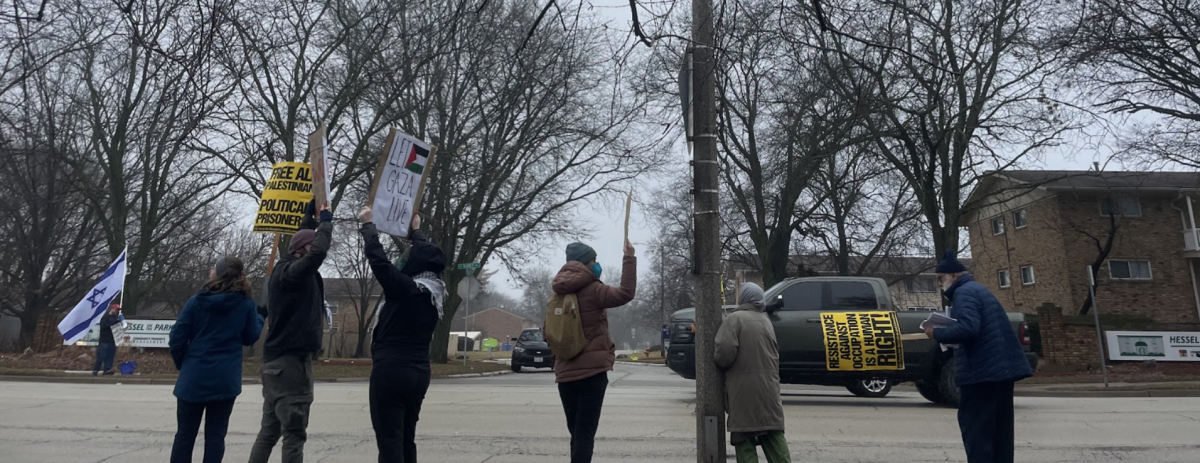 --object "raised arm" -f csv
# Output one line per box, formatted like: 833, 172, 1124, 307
277, 208, 334, 284
358, 207, 416, 300
596, 240, 637, 309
